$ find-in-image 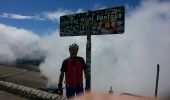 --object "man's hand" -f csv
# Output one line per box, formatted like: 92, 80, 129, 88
84, 69, 90, 92
58, 83, 63, 95
85, 80, 90, 92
